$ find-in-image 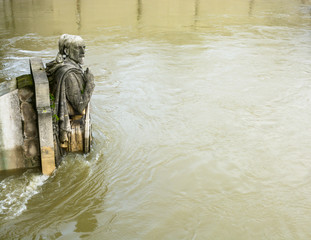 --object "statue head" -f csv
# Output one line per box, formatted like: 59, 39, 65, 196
58, 34, 86, 65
